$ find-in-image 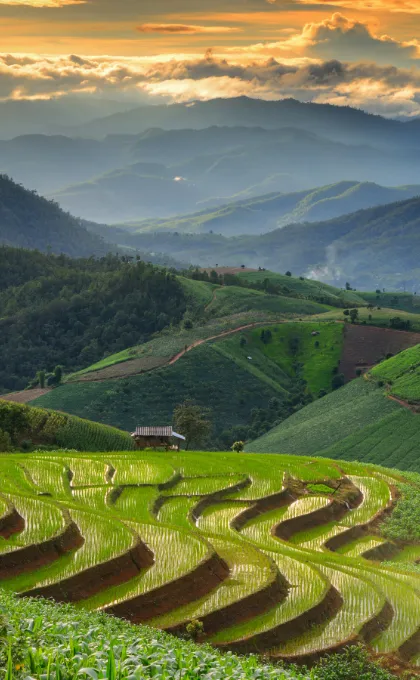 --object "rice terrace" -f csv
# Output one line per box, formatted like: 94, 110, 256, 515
2, 446, 420, 673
